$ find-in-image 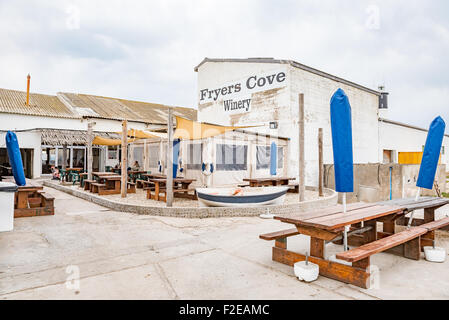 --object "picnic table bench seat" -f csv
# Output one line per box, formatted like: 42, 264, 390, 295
259, 228, 301, 248
91, 182, 106, 193
336, 217, 449, 263
83, 179, 96, 190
